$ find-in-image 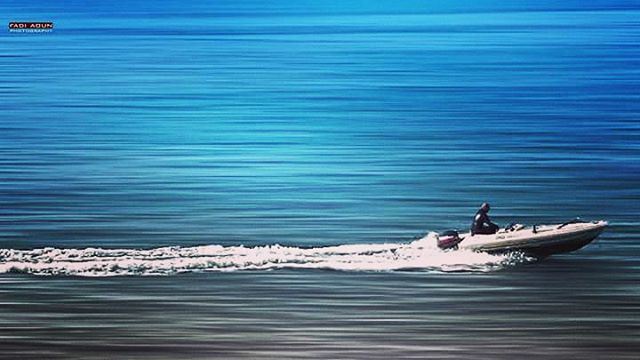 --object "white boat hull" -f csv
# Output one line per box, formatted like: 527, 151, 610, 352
458, 220, 608, 257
